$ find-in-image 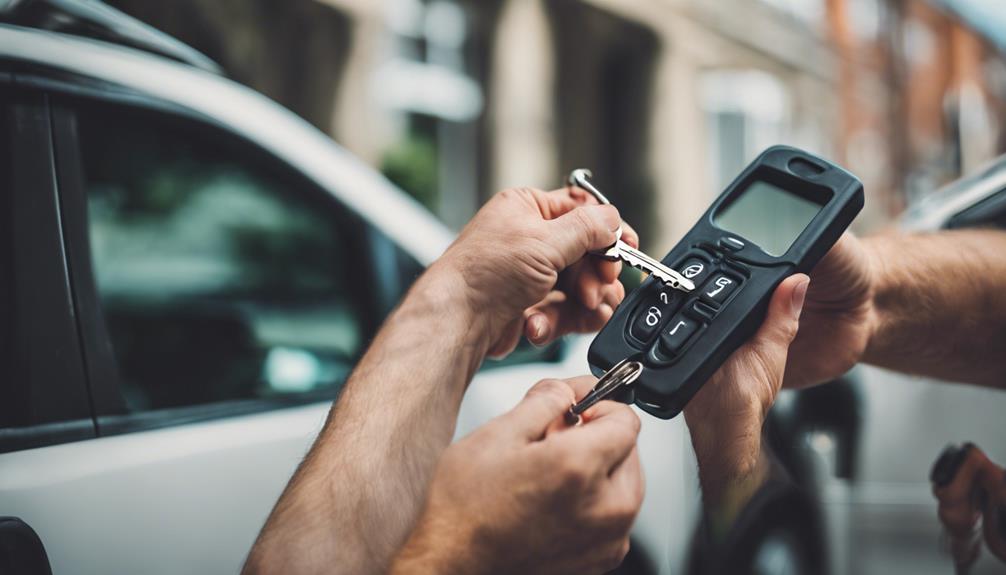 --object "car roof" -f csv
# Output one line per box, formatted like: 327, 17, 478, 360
0, 0, 221, 73
901, 154, 1006, 232
0, 22, 454, 266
